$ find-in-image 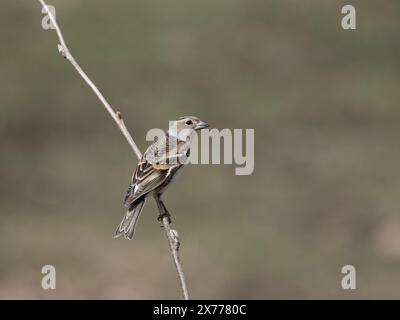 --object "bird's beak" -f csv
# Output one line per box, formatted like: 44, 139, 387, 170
195, 121, 209, 130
